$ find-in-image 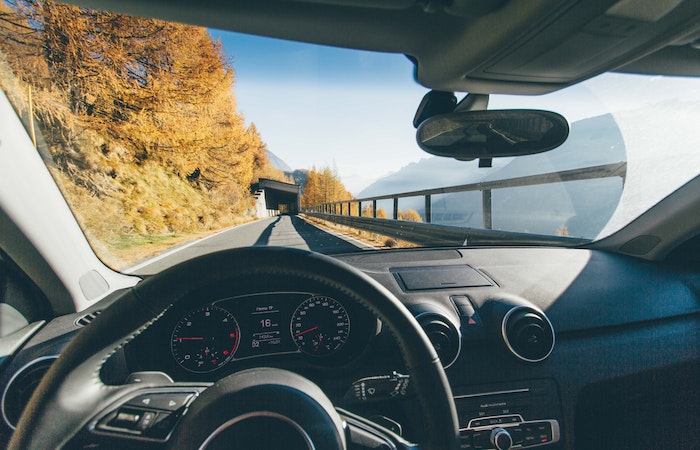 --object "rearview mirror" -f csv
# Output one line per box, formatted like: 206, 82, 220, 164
416, 110, 569, 161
